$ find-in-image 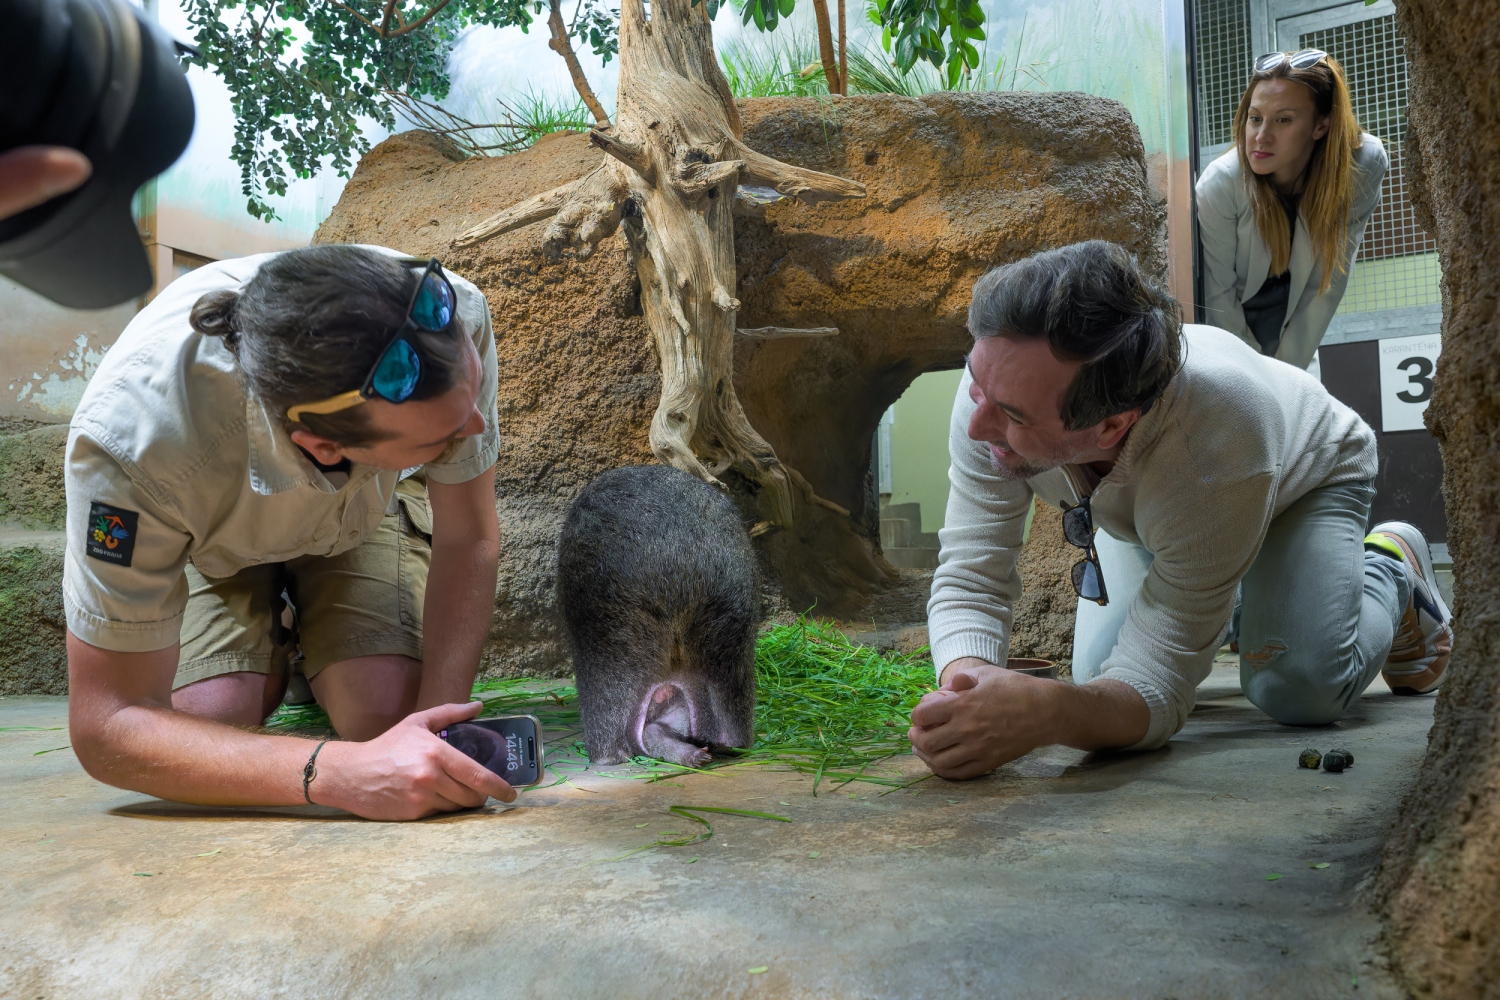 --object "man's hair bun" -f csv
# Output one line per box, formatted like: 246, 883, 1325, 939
190, 289, 241, 339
